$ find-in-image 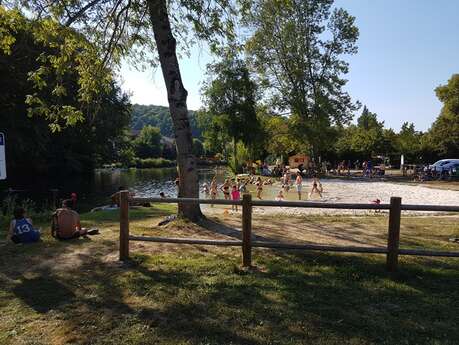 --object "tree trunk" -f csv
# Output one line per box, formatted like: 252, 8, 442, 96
147, 0, 202, 221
